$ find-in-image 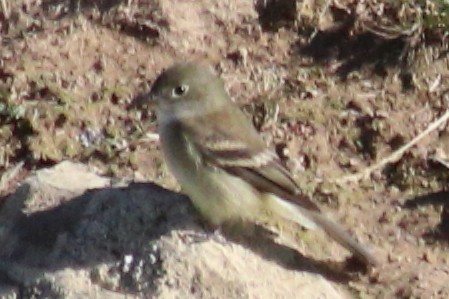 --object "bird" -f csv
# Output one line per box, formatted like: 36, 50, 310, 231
138, 61, 378, 266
